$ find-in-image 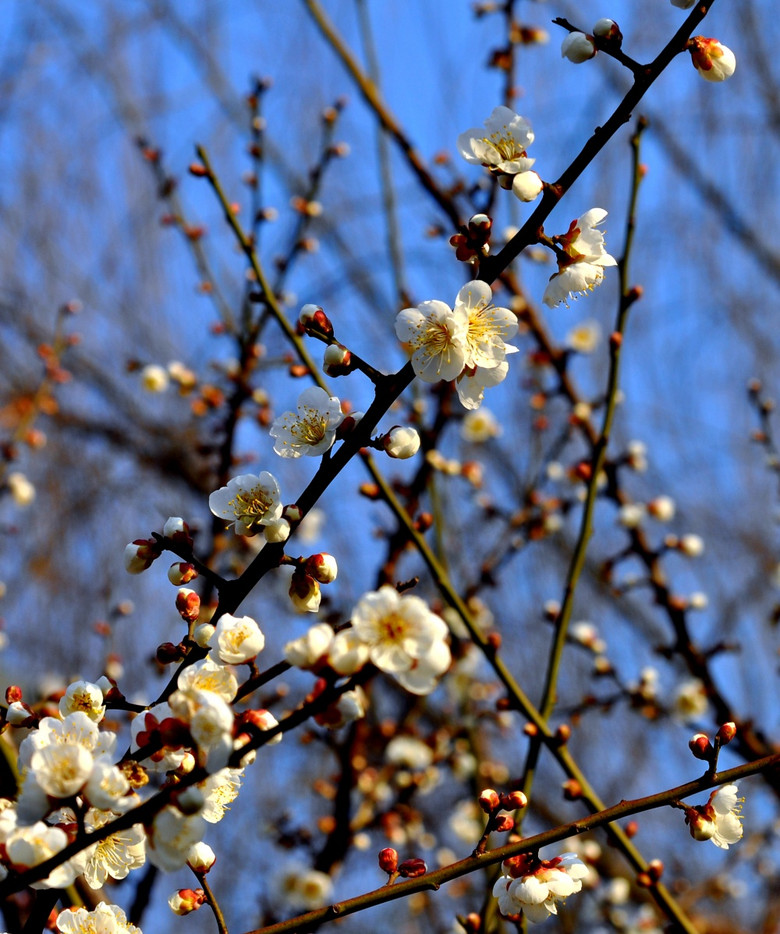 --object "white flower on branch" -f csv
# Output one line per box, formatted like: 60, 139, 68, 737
395, 299, 468, 383
685, 784, 744, 849
270, 386, 345, 458
349, 585, 451, 695
457, 105, 537, 183
211, 612, 265, 665
561, 32, 597, 63
493, 852, 589, 922
688, 37, 736, 82
56, 902, 142, 934
542, 209, 617, 308
209, 471, 283, 536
